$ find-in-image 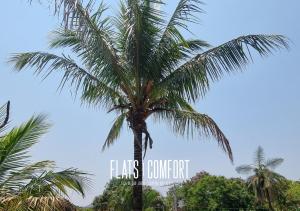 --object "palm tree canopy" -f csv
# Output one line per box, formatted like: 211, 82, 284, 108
0, 114, 90, 210
10, 0, 289, 161
236, 146, 285, 204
